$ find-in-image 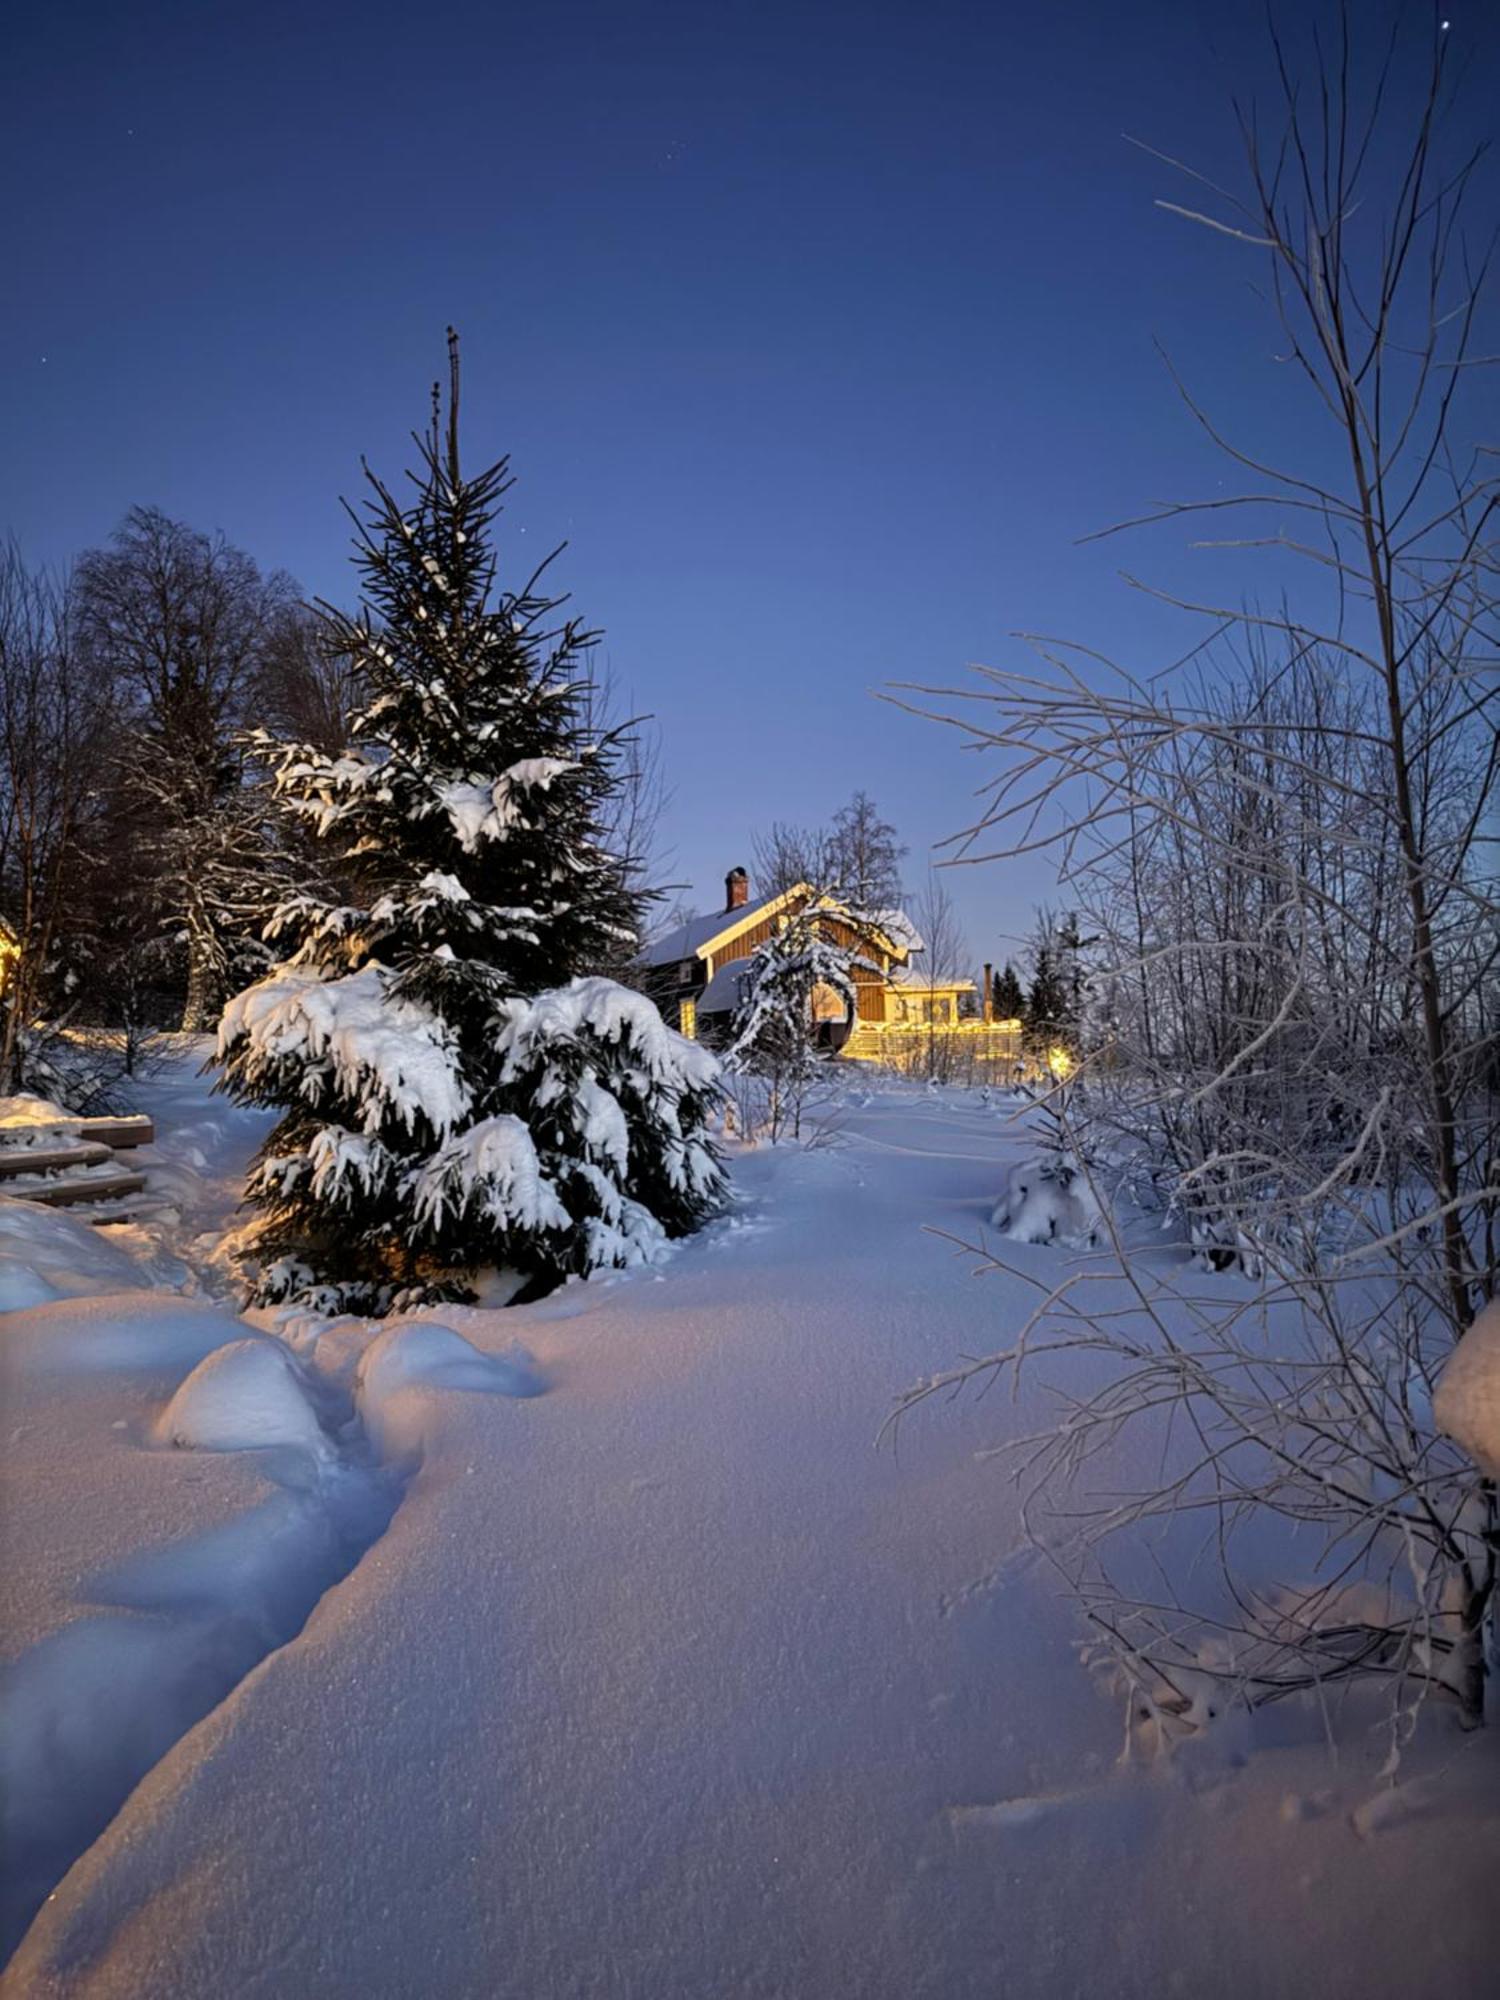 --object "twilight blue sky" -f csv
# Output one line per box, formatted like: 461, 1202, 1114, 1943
3, 1, 1495, 966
